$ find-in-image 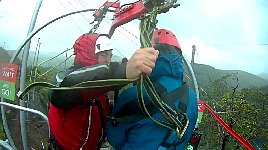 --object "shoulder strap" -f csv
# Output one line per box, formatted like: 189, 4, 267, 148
153, 82, 189, 113
110, 81, 189, 124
